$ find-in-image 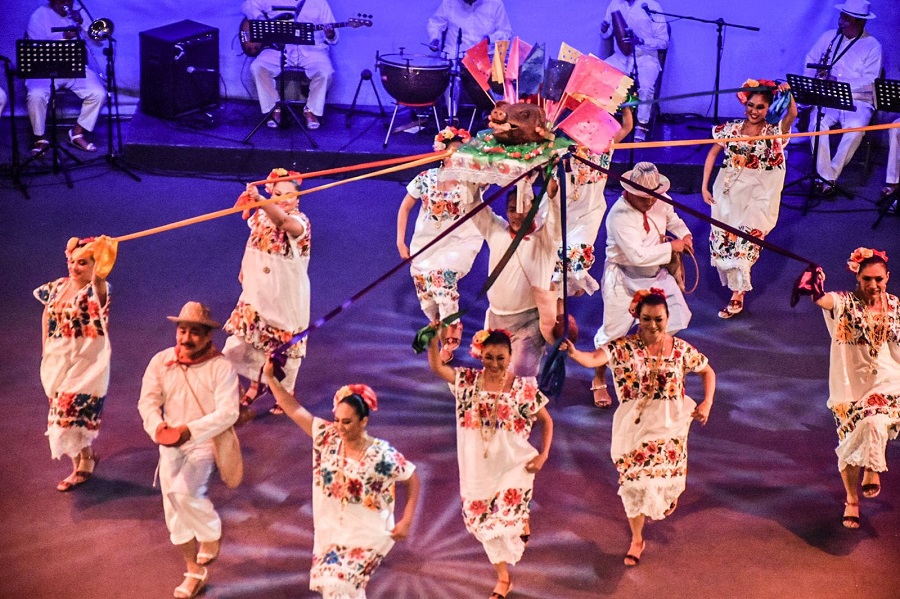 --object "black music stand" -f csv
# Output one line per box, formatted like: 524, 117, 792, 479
16, 39, 88, 188
243, 20, 318, 147
0, 56, 29, 198
97, 32, 140, 182
872, 78, 900, 229
782, 73, 855, 214
345, 68, 386, 128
